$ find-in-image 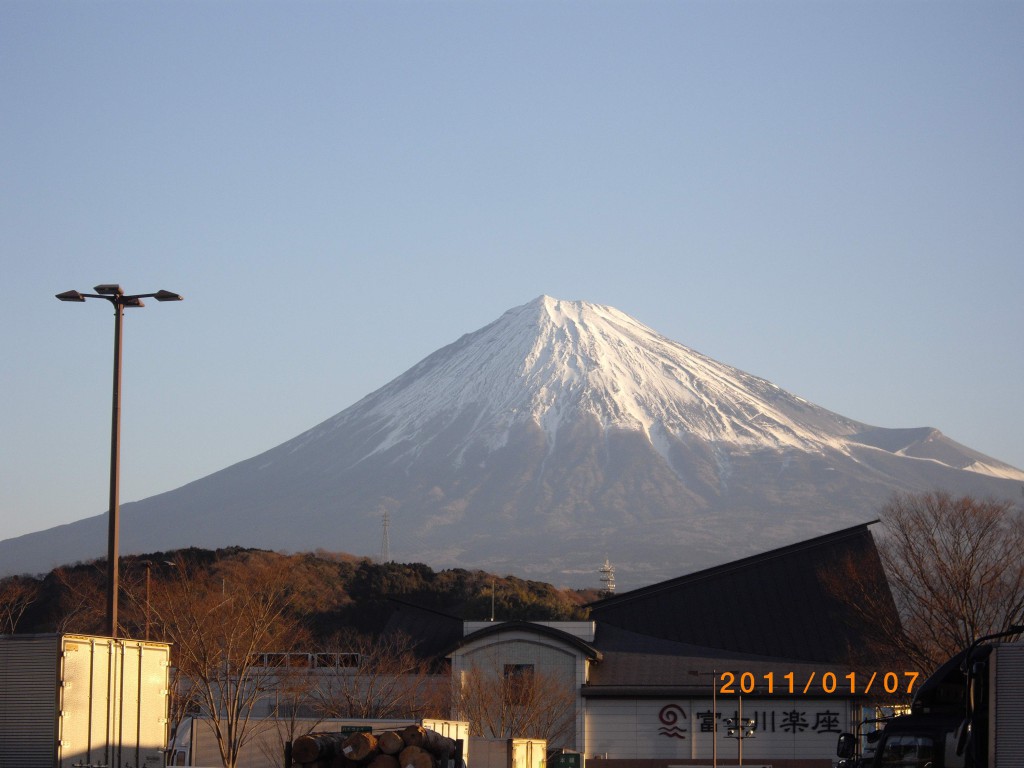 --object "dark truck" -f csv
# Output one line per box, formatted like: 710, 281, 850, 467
837, 626, 1023, 768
